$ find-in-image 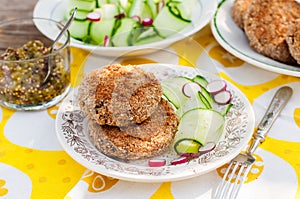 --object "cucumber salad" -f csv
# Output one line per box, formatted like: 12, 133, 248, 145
148, 75, 233, 167
65, 0, 197, 46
